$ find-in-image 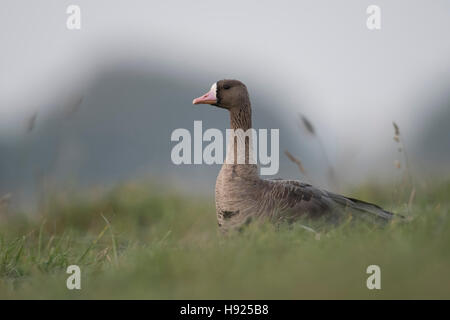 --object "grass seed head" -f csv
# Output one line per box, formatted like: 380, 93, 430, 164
299, 114, 316, 135
393, 122, 400, 136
